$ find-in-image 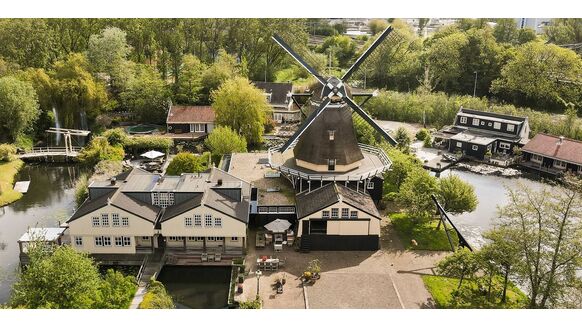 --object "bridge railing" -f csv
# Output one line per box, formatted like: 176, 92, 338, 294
27, 147, 82, 154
